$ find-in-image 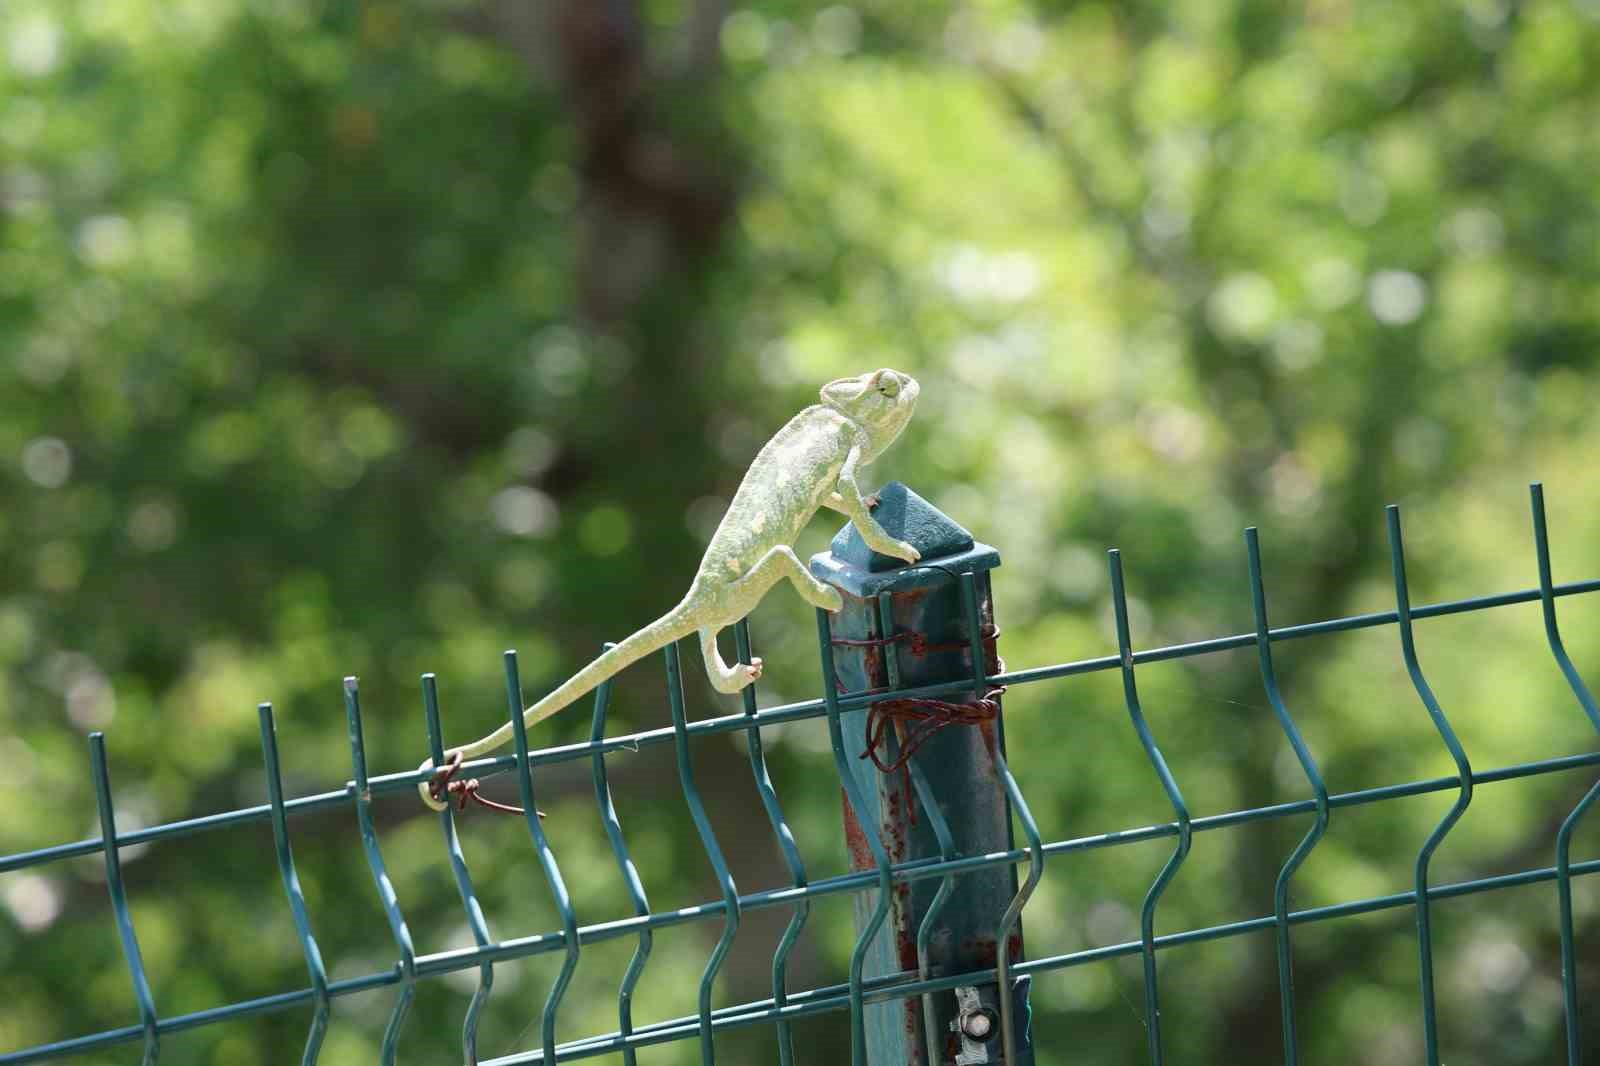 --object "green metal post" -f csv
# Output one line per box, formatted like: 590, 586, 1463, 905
810, 482, 1034, 1066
